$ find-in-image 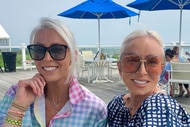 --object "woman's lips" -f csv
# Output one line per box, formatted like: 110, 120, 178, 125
42, 66, 58, 71
133, 79, 148, 85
